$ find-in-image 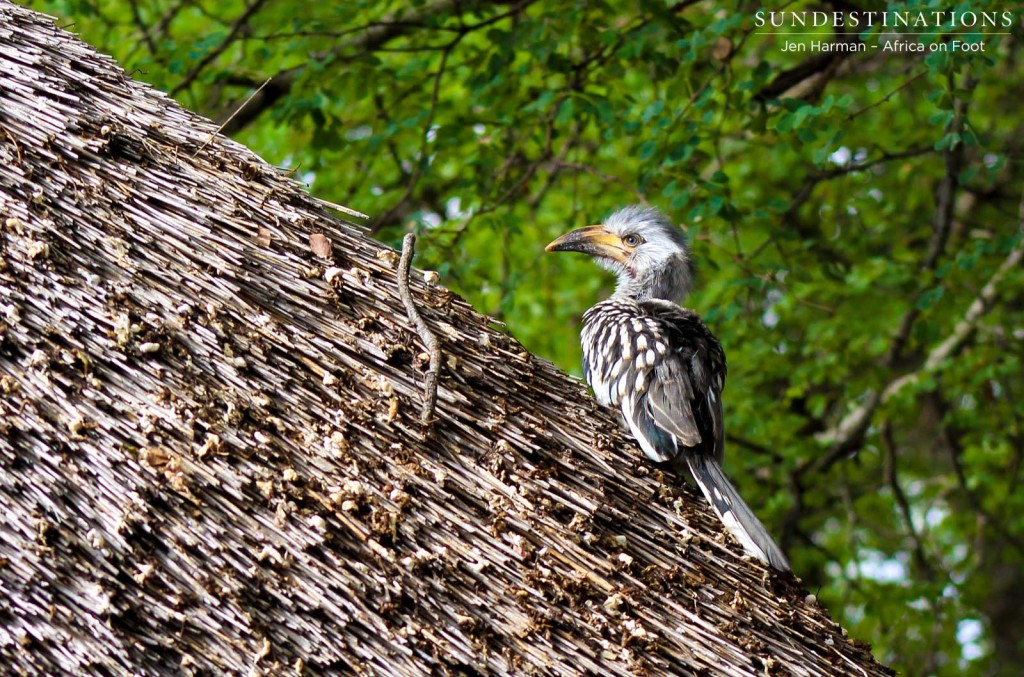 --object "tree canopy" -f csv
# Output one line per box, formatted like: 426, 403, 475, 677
20, 0, 1024, 673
